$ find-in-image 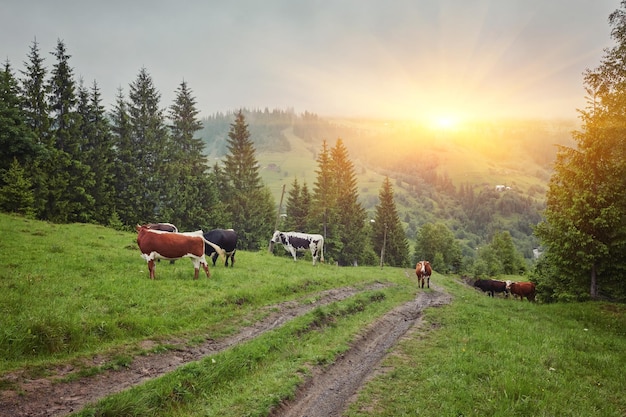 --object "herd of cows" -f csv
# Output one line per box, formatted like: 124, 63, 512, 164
134, 223, 536, 301
472, 278, 536, 301
135, 223, 326, 279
